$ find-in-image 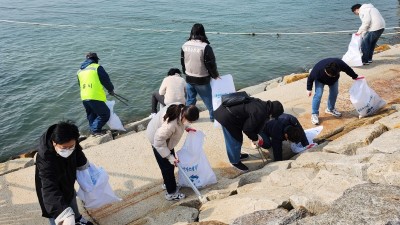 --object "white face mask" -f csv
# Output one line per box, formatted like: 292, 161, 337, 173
55, 146, 75, 158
